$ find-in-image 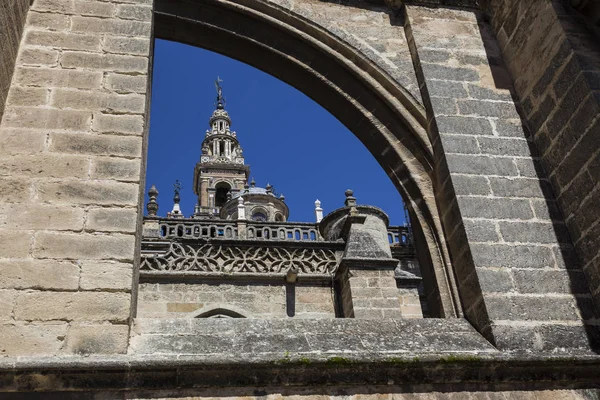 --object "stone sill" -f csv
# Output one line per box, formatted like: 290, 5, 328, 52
2, 319, 600, 391
1, 352, 600, 392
